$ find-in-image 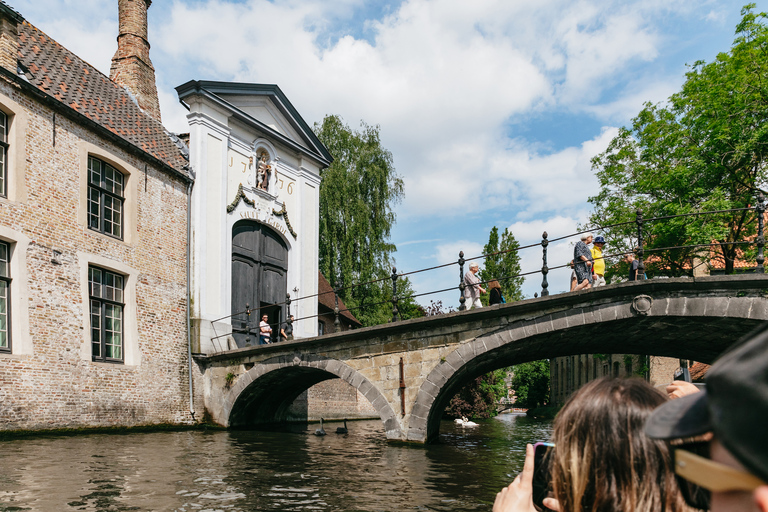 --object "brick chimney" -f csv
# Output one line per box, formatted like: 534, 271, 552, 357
110, 0, 161, 122
0, 3, 22, 73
